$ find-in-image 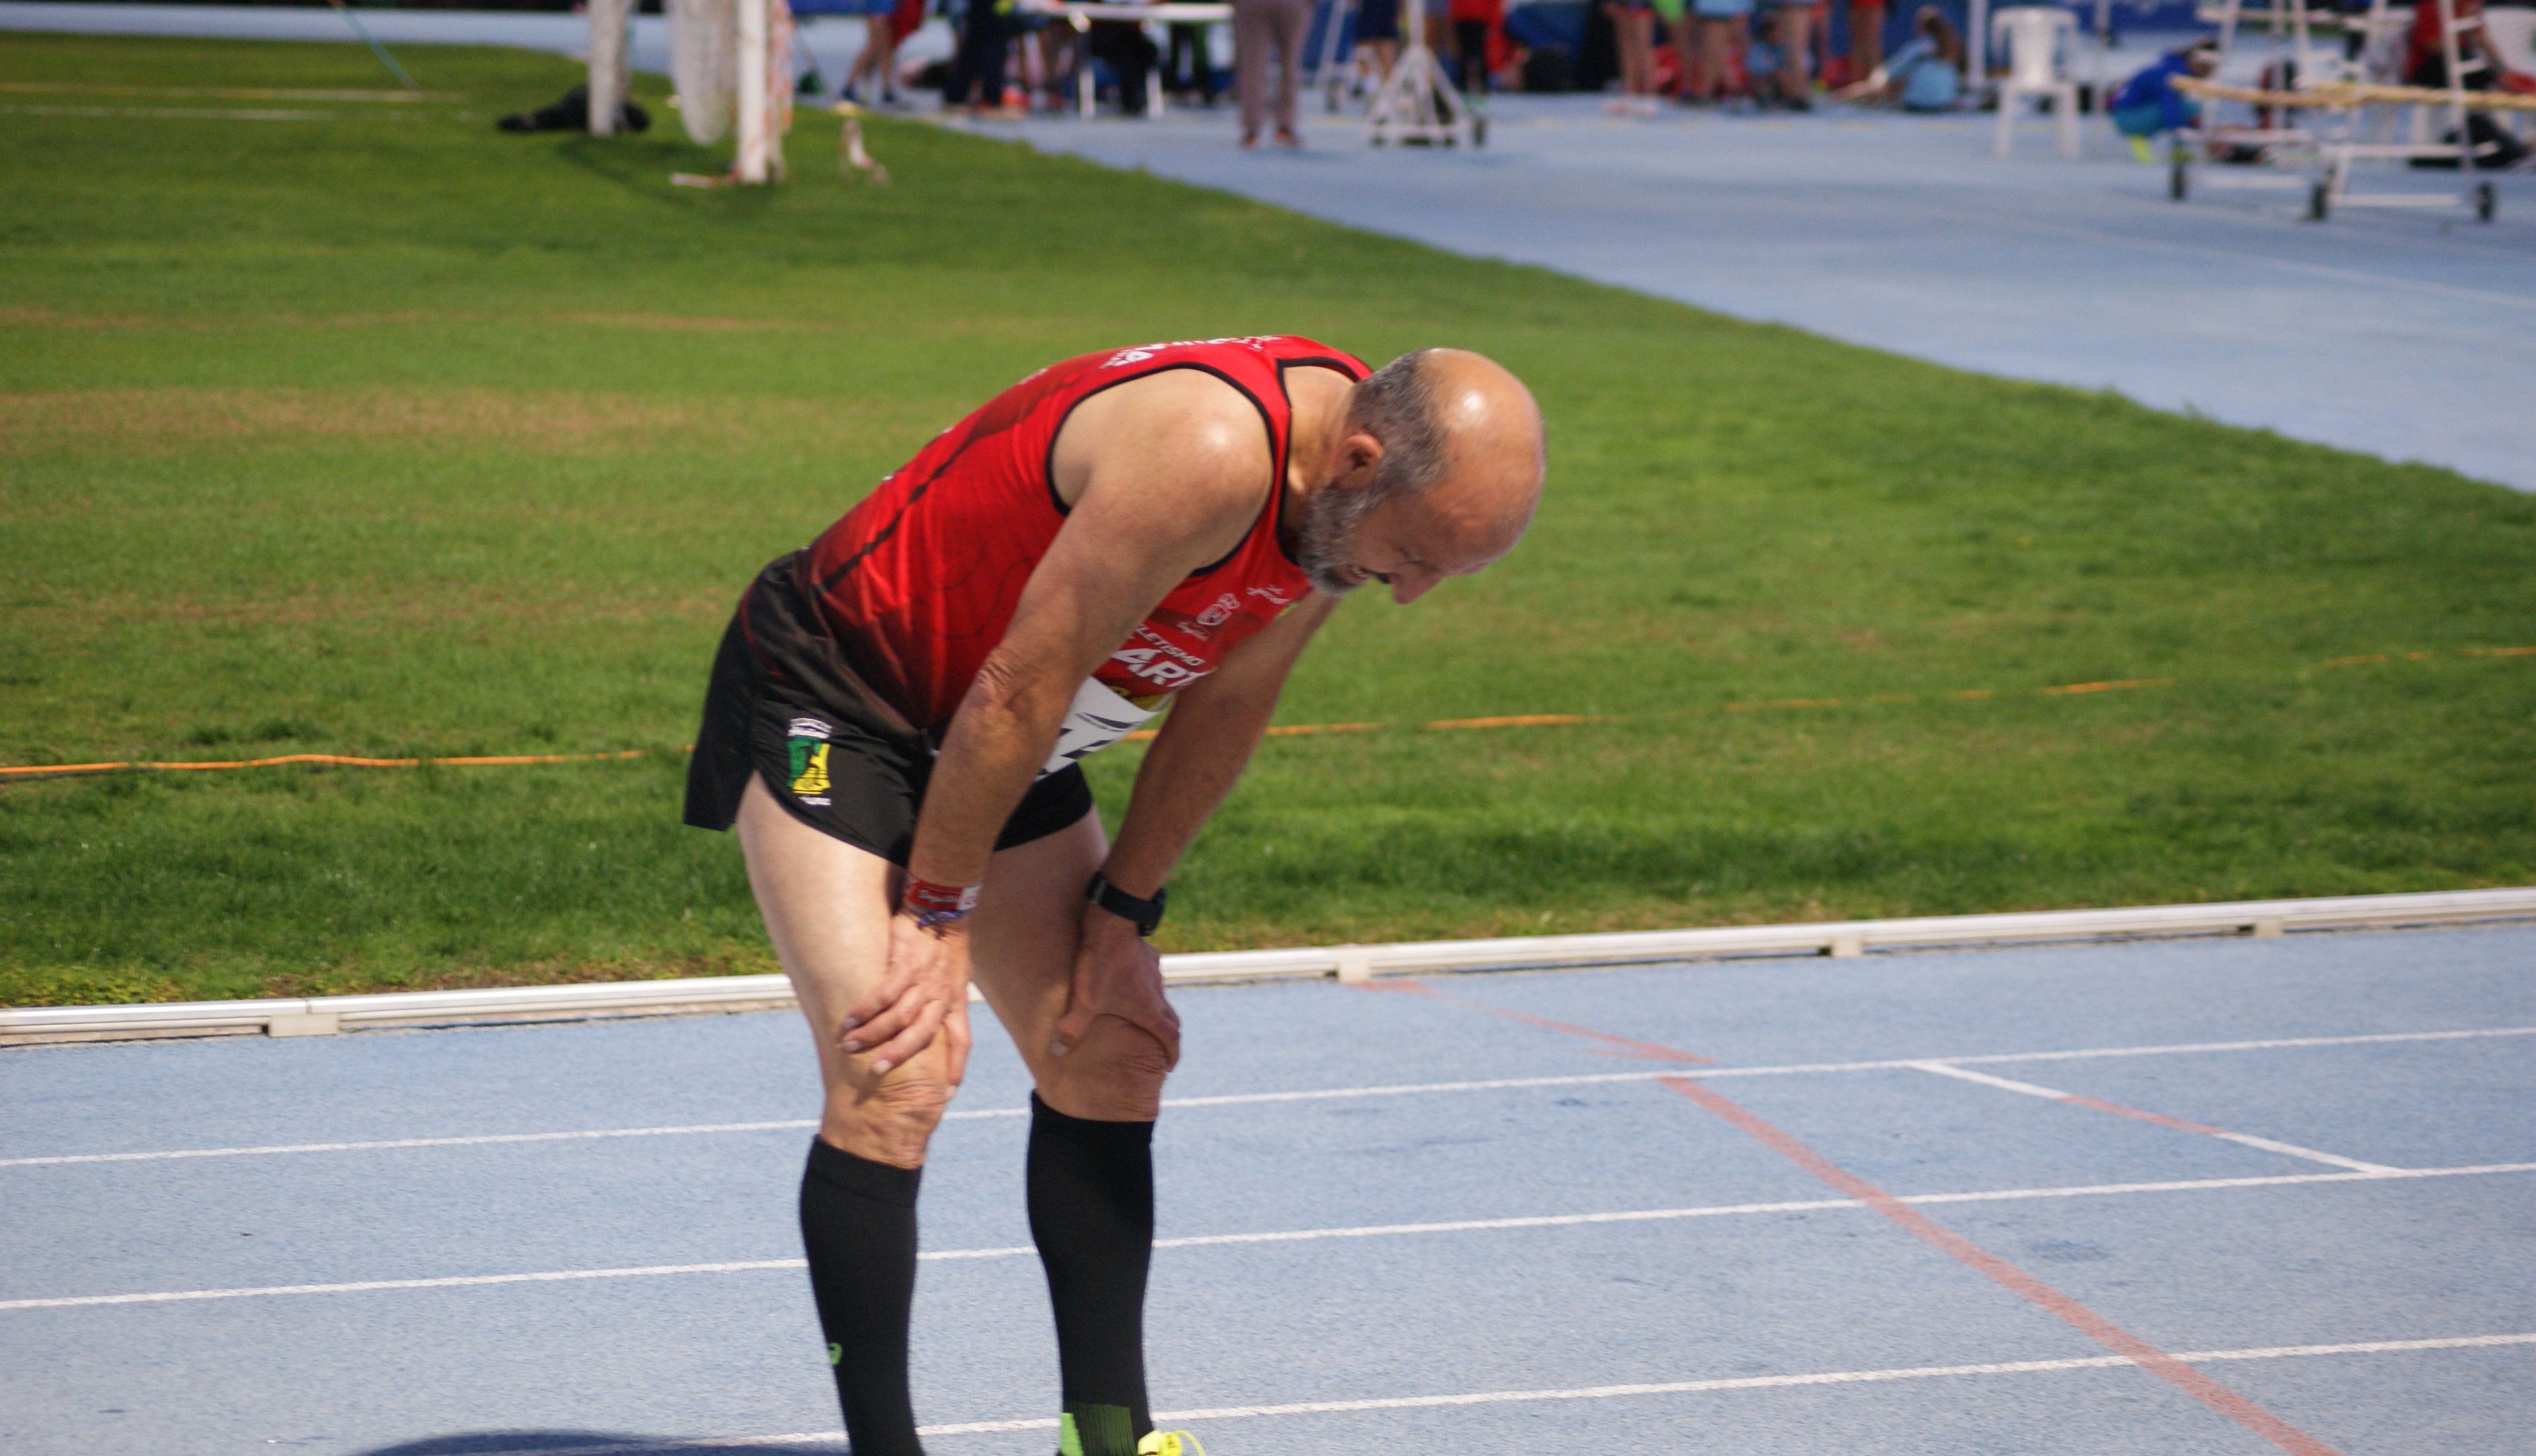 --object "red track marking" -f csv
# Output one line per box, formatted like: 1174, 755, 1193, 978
1360, 981, 1711, 1062
1657, 1075, 2348, 1456
2059, 1093, 2234, 1137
